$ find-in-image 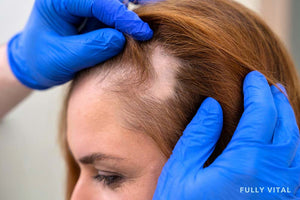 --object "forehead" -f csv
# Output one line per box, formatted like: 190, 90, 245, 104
66, 76, 165, 164
66, 45, 179, 164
